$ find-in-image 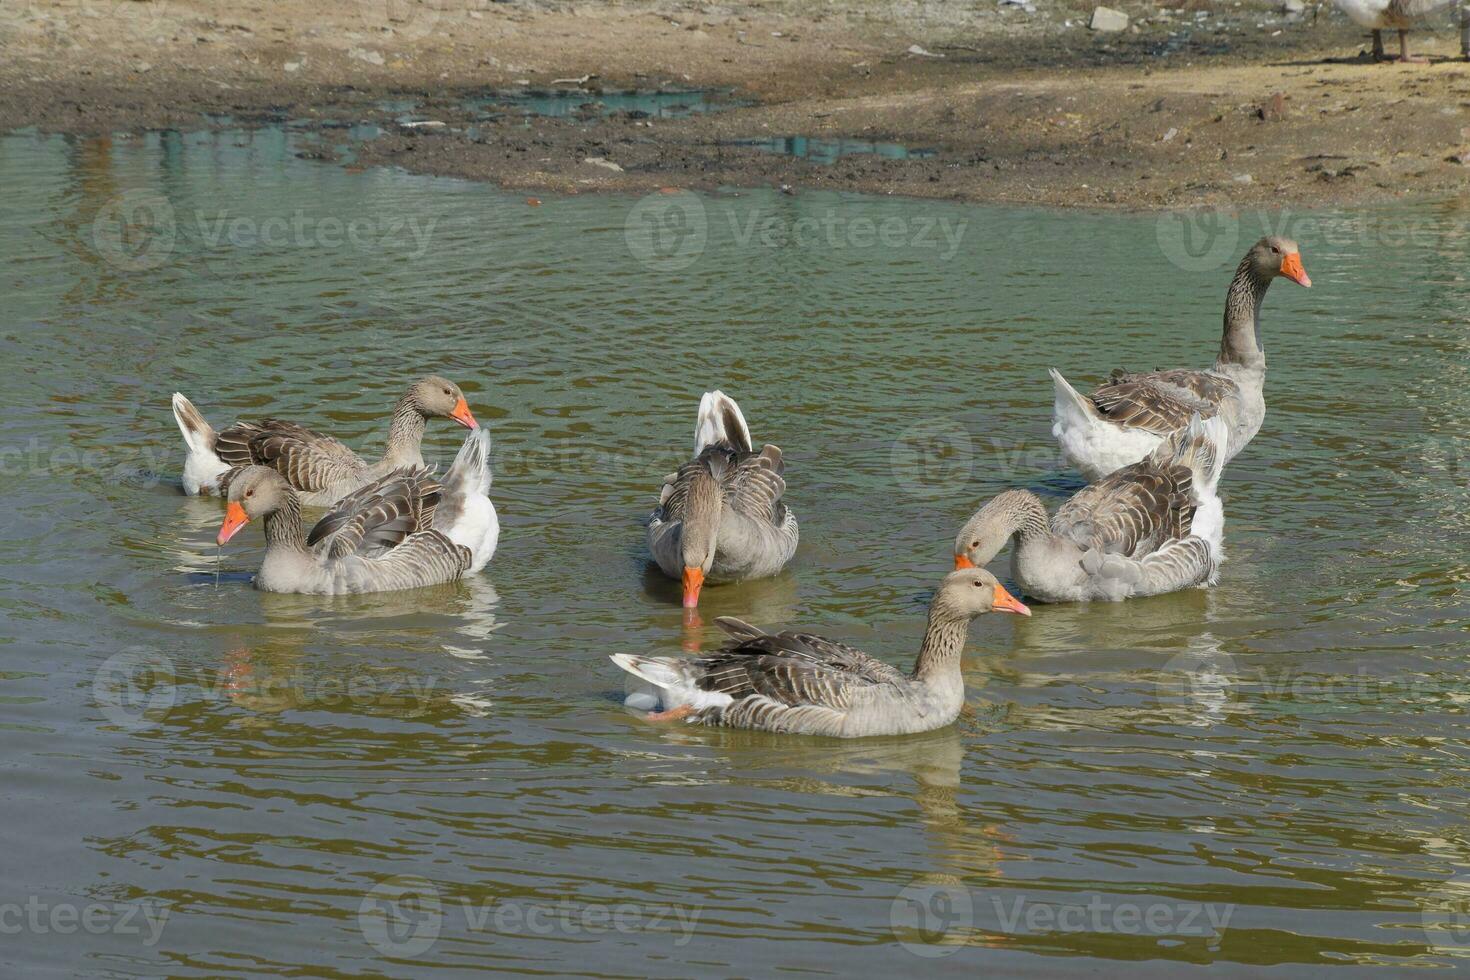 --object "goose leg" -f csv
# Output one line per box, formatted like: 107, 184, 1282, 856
647, 704, 694, 722
1399, 29, 1427, 63
1372, 28, 1386, 61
